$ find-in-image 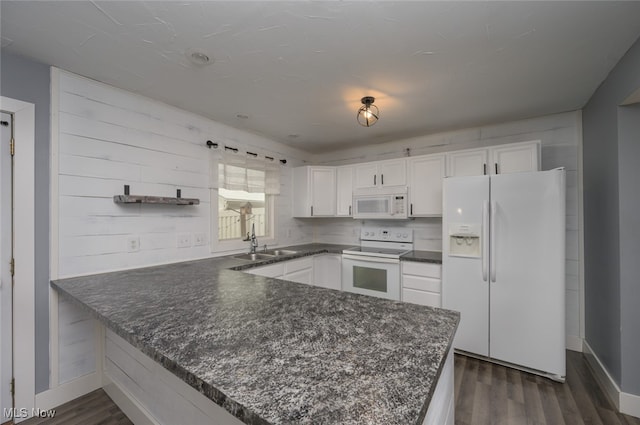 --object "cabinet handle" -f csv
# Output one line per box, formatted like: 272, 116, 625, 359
410, 203, 413, 215
374, 175, 376, 186
483, 163, 487, 175
495, 163, 499, 174
311, 206, 313, 216
349, 205, 352, 215
381, 174, 384, 185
